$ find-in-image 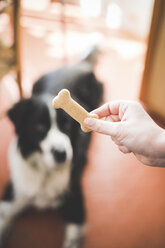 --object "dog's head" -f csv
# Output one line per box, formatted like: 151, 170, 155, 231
8, 95, 73, 170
